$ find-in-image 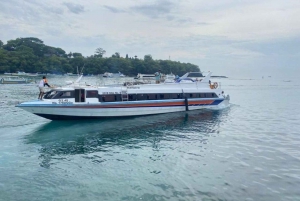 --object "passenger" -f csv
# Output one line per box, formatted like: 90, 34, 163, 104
208, 80, 212, 88
38, 76, 51, 100
174, 75, 180, 82
154, 70, 161, 84
43, 77, 50, 87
